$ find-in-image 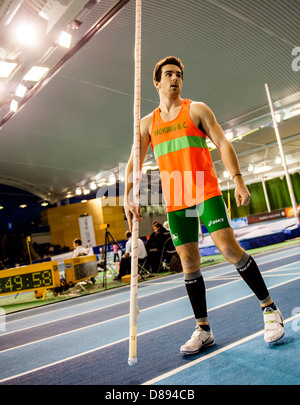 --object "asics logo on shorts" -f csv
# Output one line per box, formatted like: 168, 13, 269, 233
208, 218, 224, 227
172, 233, 179, 243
